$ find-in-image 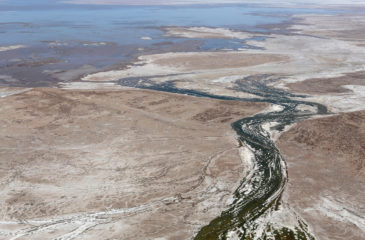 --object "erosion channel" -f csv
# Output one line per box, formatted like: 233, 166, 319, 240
118, 74, 329, 240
